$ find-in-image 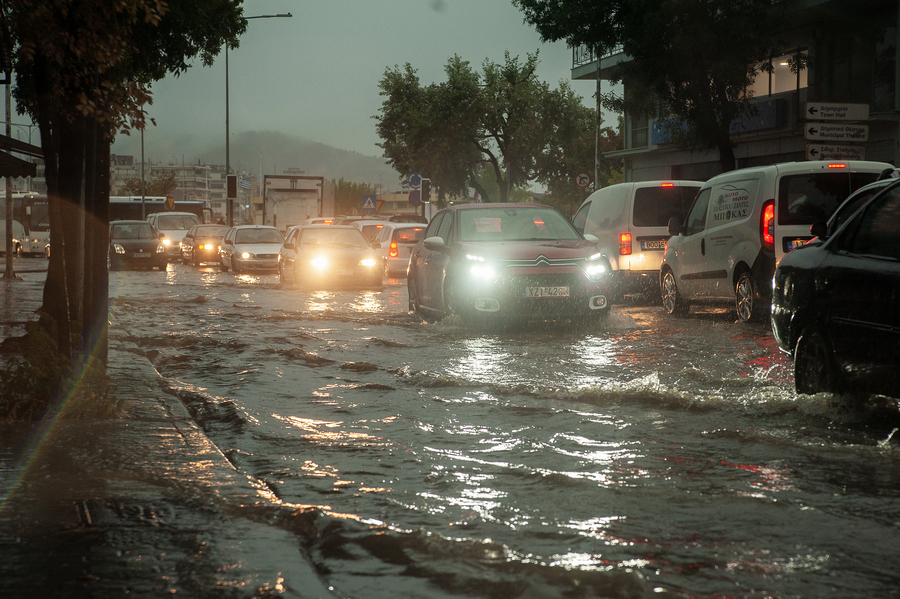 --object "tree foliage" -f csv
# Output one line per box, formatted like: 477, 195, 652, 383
375, 52, 596, 204
331, 178, 378, 216
515, 0, 798, 172
121, 171, 177, 196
